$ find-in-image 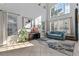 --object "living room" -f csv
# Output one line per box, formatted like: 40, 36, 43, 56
0, 3, 79, 56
